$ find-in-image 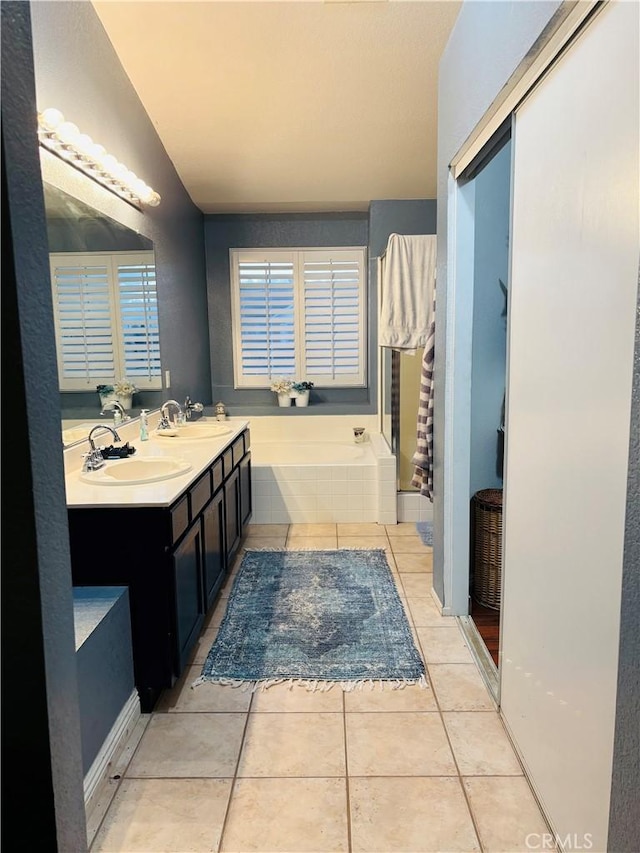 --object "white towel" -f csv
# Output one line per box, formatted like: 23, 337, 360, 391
379, 233, 436, 351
